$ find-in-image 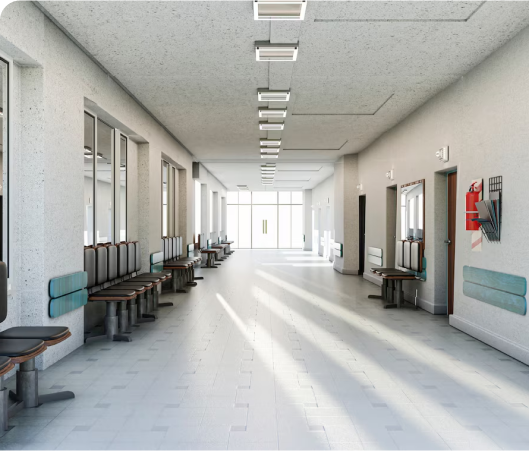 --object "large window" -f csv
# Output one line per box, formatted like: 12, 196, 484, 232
119, 135, 127, 241
227, 191, 303, 249
161, 159, 180, 237
0, 57, 8, 266
83, 110, 128, 246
